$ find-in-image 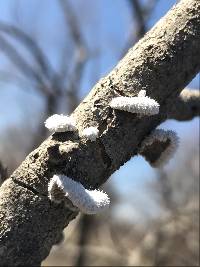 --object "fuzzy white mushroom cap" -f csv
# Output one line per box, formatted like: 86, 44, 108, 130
81, 127, 99, 141
48, 174, 110, 214
140, 129, 179, 167
110, 90, 159, 116
44, 114, 76, 133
